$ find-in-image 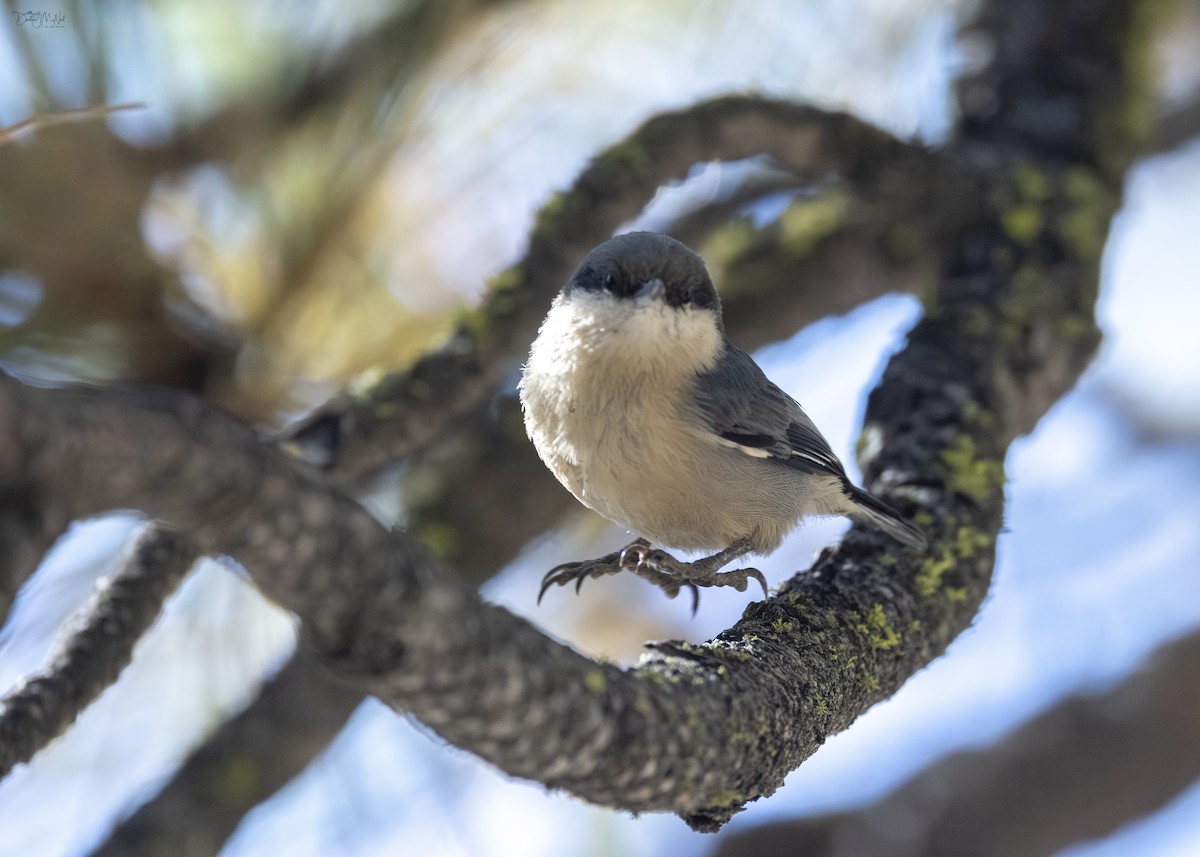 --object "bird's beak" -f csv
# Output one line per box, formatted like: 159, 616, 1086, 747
634, 278, 665, 301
